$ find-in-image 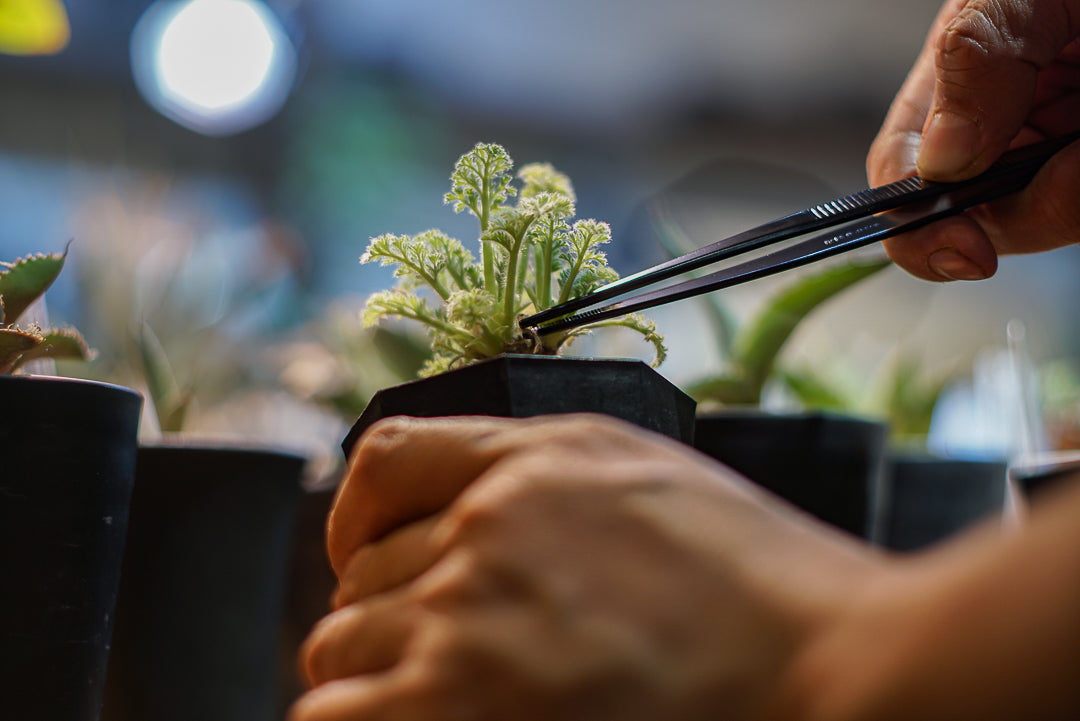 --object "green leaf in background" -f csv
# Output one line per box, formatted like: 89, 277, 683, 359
733, 258, 892, 403
371, 326, 433, 380
685, 374, 759, 406
132, 322, 192, 433
0, 244, 68, 325
779, 368, 850, 411
882, 355, 952, 445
